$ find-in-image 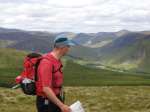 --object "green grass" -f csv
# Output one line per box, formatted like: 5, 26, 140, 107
0, 48, 26, 87
99, 39, 150, 73
1, 86, 150, 112
64, 60, 150, 86
0, 40, 16, 48
139, 40, 150, 72
1, 48, 150, 112
1, 48, 150, 87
